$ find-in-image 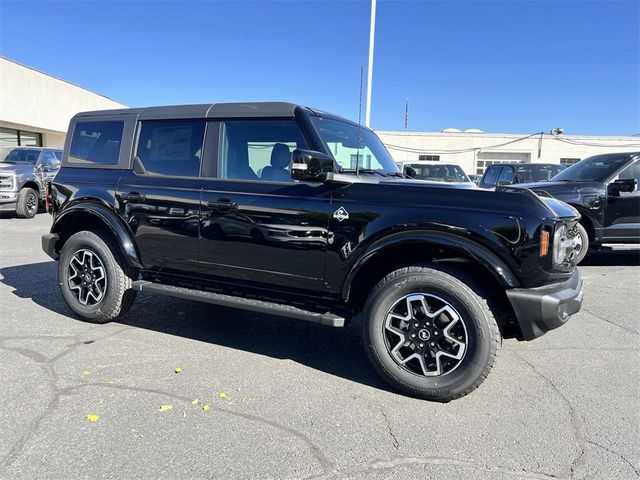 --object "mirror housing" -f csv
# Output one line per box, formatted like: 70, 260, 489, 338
404, 166, 417, 179
609, 178, 637, 196
290, 149, 335, 181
